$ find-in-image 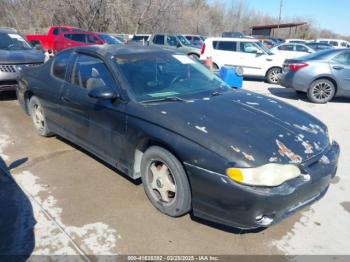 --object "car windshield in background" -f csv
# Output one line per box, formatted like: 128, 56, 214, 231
256, 42, 273, 55
114, 53, 229, 102
98, 34, 123, 45
0, 33, 32, 50
177, 35, 192, 46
